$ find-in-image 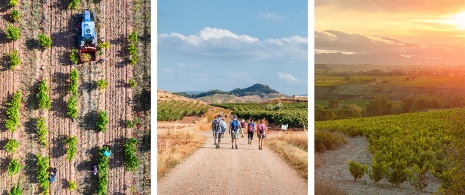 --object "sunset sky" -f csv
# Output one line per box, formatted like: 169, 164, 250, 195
315, 0, 465, 65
